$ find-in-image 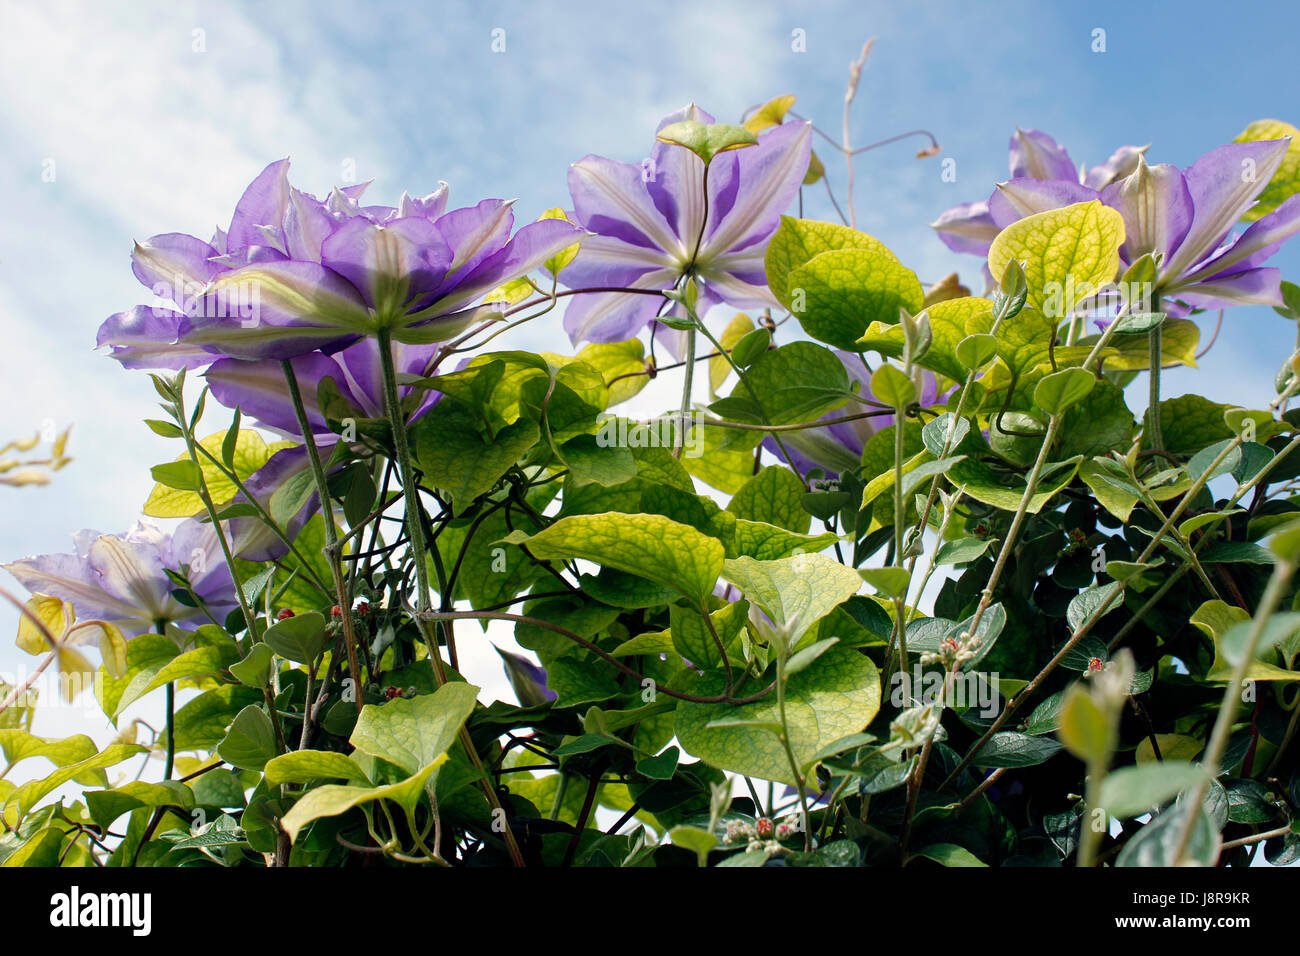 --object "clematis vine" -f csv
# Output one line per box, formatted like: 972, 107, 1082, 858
3, 518, 237, 638
98, 159, 586, 365
562, 105, 812, 348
